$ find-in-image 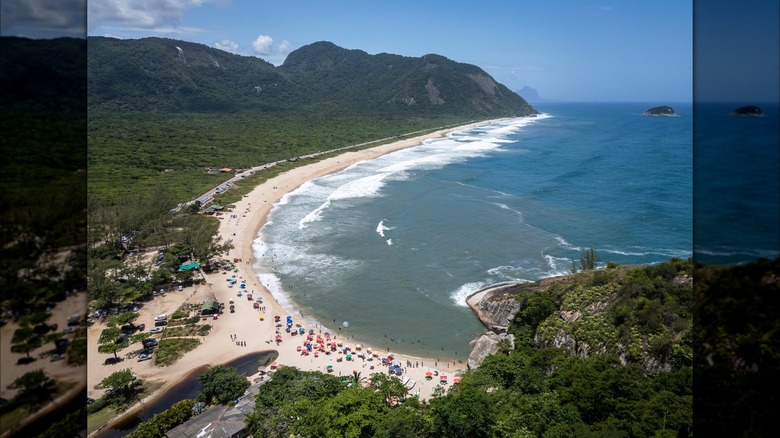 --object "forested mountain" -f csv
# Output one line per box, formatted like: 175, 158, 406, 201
87, 37, 536, 118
